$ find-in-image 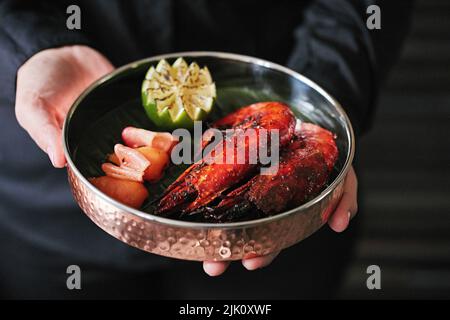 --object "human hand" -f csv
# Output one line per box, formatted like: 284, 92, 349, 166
203, 166, 358, 276
15, 45, 114, 168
